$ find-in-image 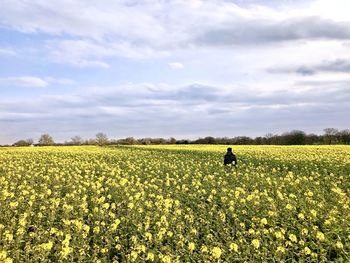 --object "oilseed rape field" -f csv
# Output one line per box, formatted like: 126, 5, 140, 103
0, 146, 349, 262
